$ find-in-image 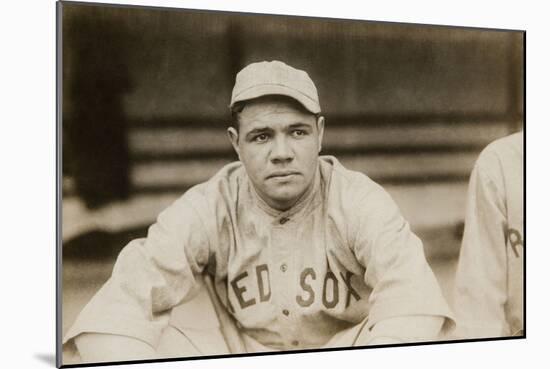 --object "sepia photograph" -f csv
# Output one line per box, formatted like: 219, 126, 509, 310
57, 1, 524, 367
